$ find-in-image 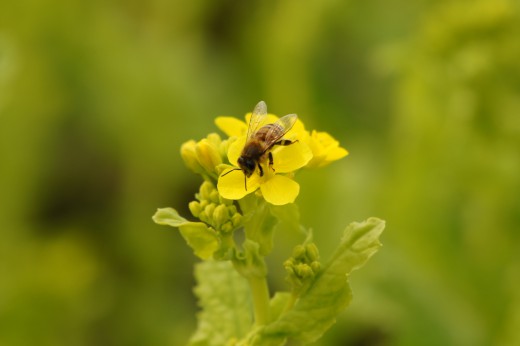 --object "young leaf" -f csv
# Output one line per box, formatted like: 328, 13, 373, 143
153, 208, 219, 259
190, 261, 253, 346
254, 217, 385, 345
